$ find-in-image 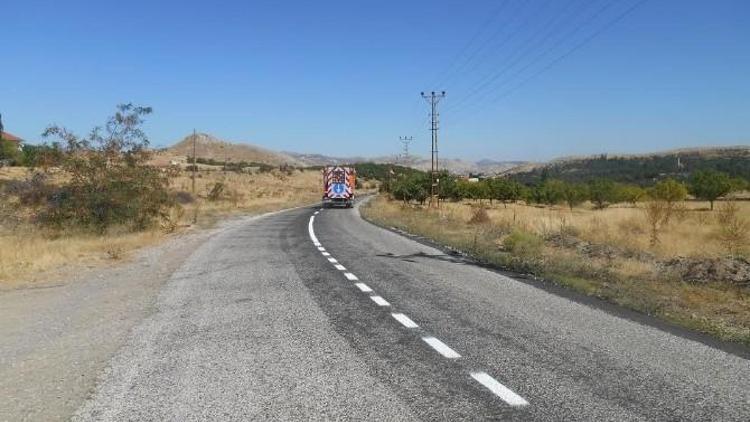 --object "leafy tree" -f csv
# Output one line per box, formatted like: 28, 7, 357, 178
20, 143, 64, 169
588, 179, 618, 209
0, 138, 21, 164
647, 178, 687, 224
540, 179, 566, 206
649, 178, 687, 204
561, 181, 588, 211
487, 178, 523, 207
689, 169, 732, 210
436, 171, 457, 201
39, 104, 173, 231
391, 172, 430, 204
619, 184, 646, 206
